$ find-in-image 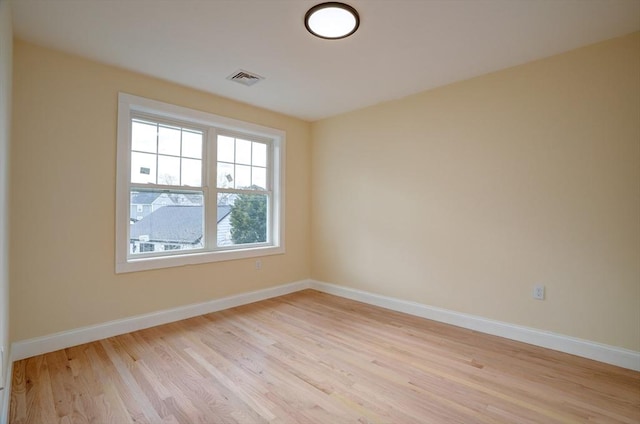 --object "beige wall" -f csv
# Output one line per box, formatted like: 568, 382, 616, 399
0, 0, 12, 399
10, 40, 311, 342
311, 33, 640, 351
9, 33, 640, 354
